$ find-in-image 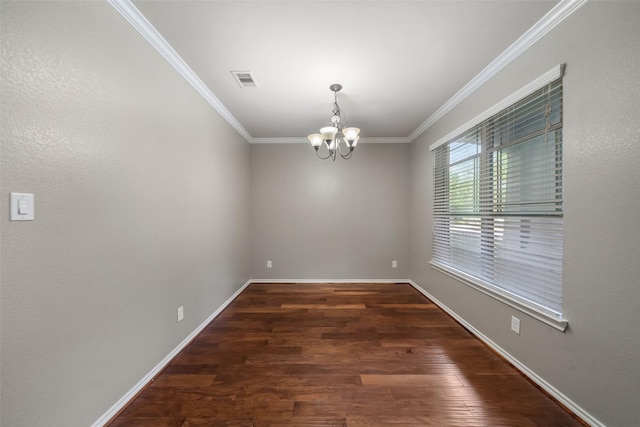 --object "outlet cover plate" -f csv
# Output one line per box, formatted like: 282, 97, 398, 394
511, 316, 521, 334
